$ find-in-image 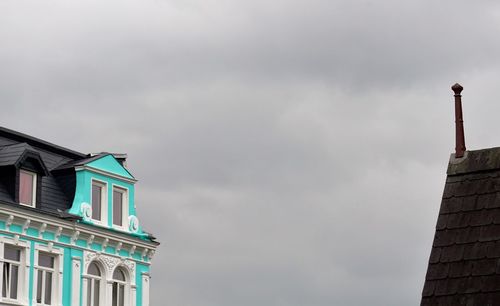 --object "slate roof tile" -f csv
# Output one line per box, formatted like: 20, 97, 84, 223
463, 242, 491, 261
470, 259, 497, 276
429, 247, 442, 264
436, 214, 448, 230
486, 241, 500, 258
434, 229, 458, 247
468, 210, 493, 227
427, 263, 450, 280
440, 245, 465, 263
462, 195, 480, 212
446, 213, 469, 229
490, 209, 500, 225
479, 224, 500, 242
440, 197, 464, 214
481, 275, 500, 292
449, 261, 473, 278
455, 227, 480, 245
486, 193, 500, 209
